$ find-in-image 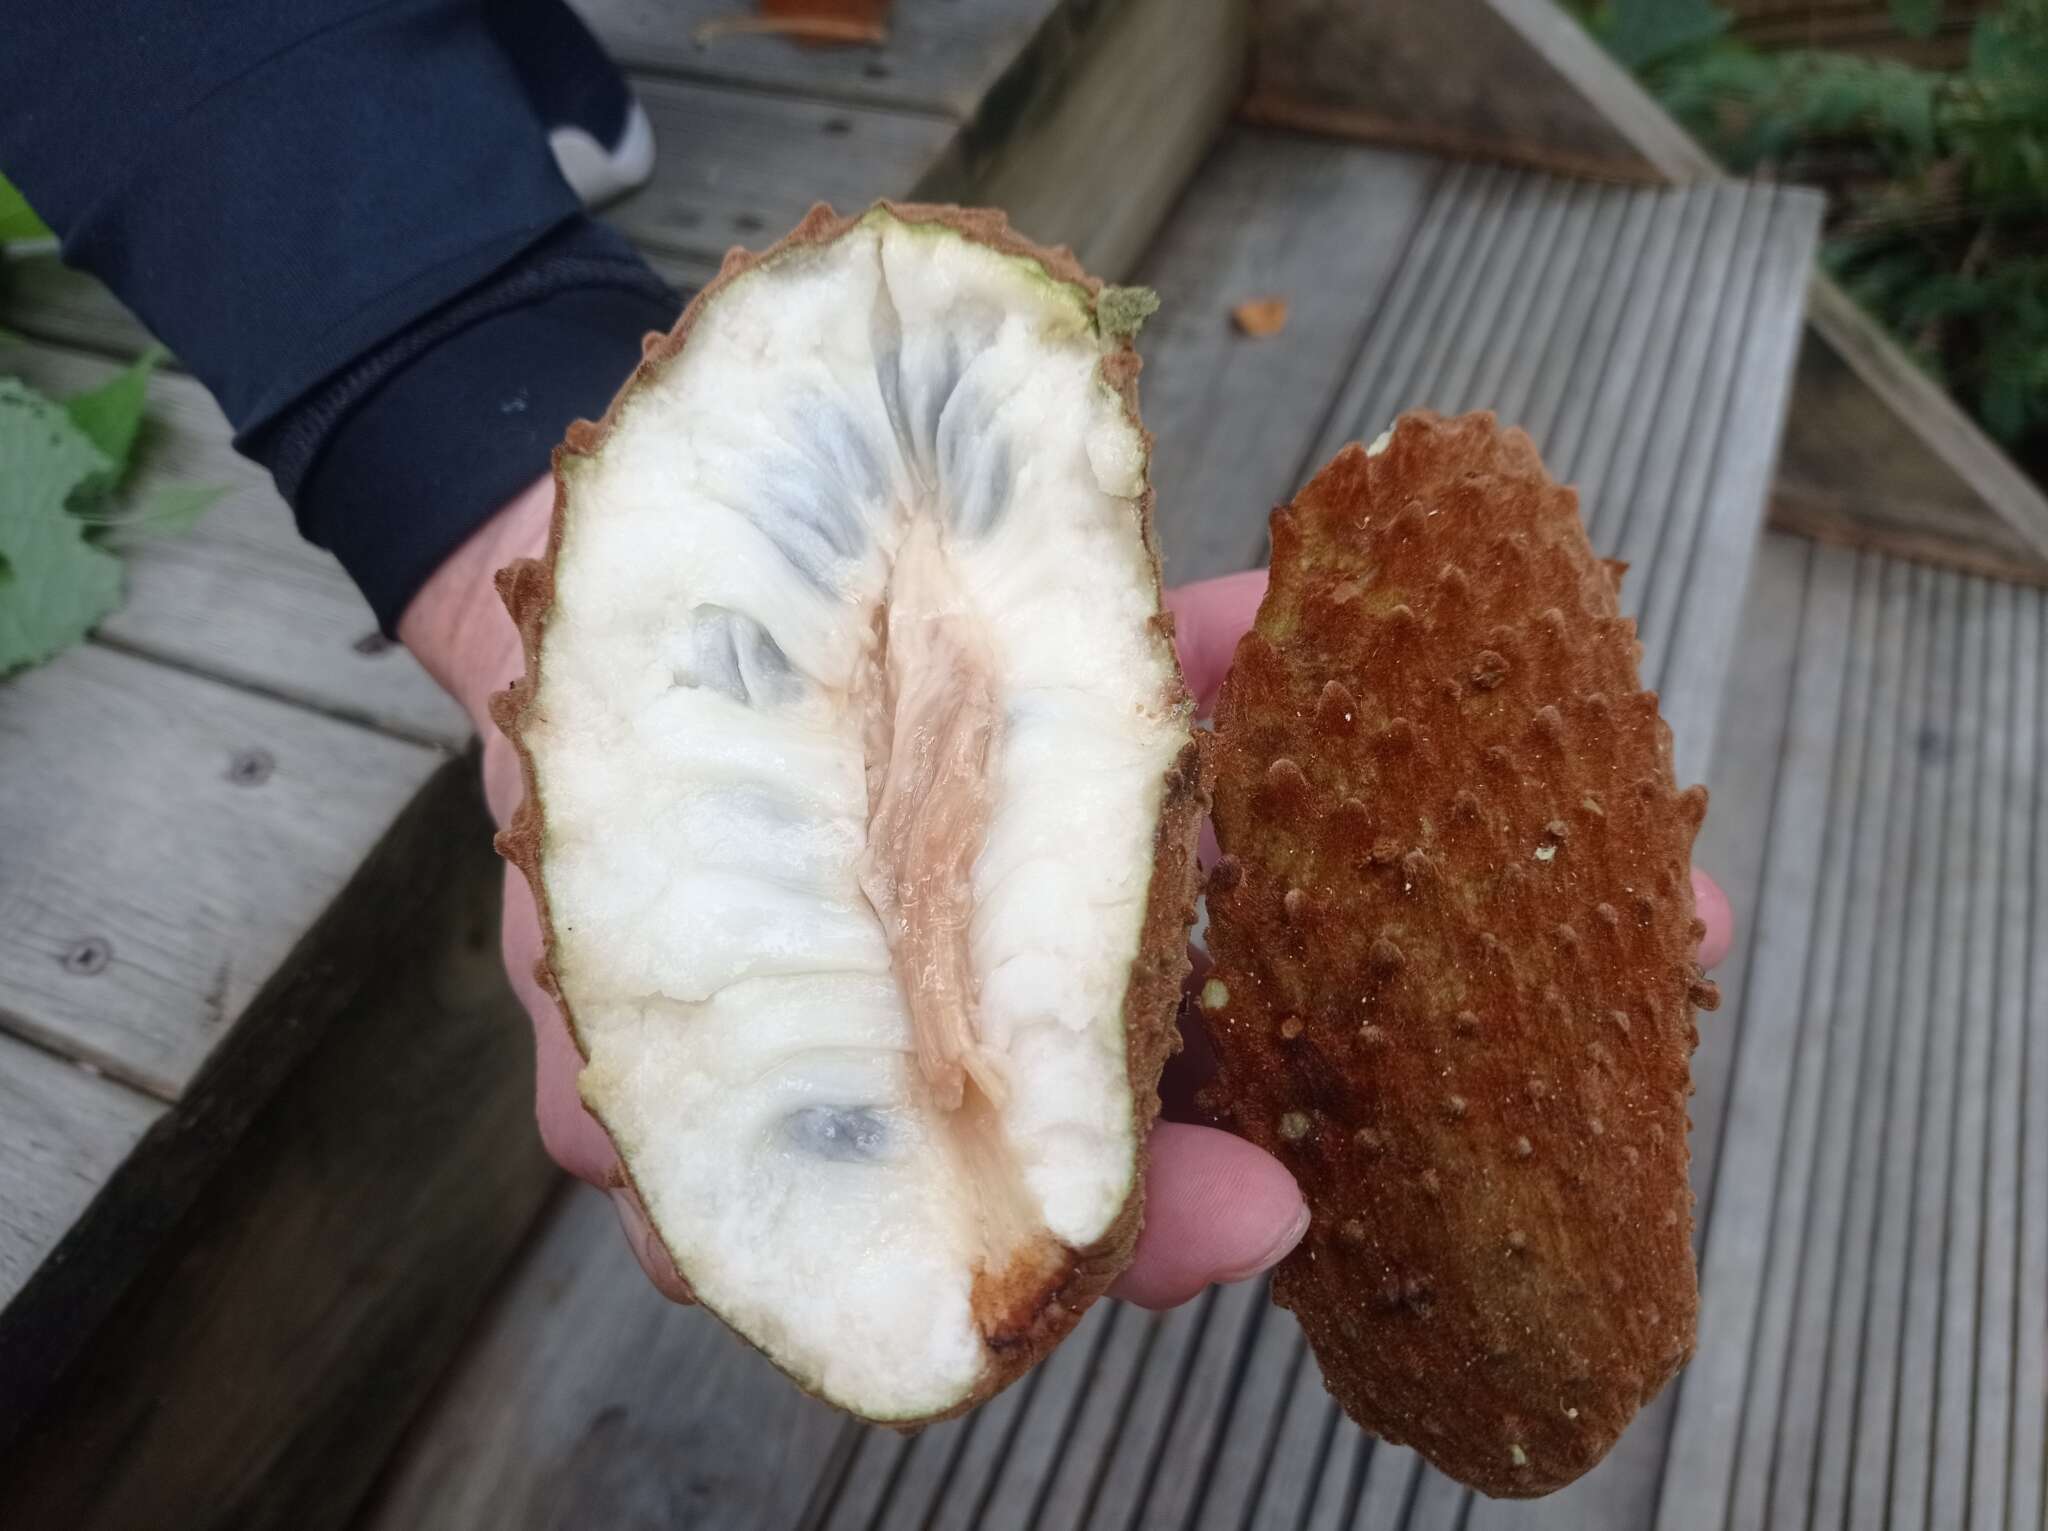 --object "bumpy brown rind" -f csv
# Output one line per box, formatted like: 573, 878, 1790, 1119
489, 202, 1204, 1425
1200, 413, 1718, 1497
